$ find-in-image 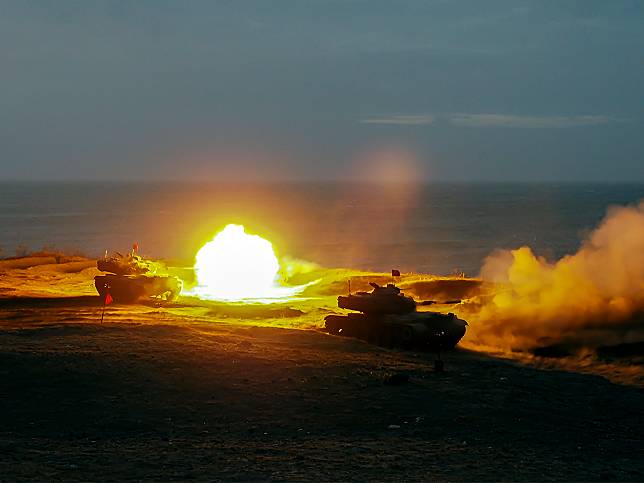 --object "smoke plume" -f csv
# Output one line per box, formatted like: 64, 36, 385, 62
462, 200, 644, 353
